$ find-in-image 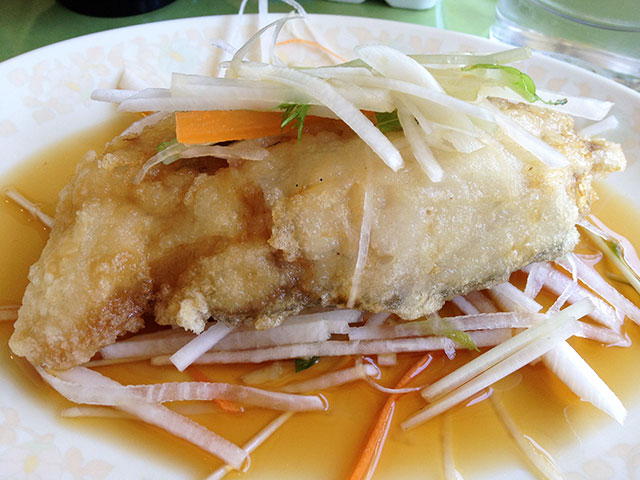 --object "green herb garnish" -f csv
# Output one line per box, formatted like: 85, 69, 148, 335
375, 110, 402, 133
278, 103, 310, 141
443, 329, 479, 352
462, 64, 567, 106
155, 138, 178, 153
295, 356, 319, 372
